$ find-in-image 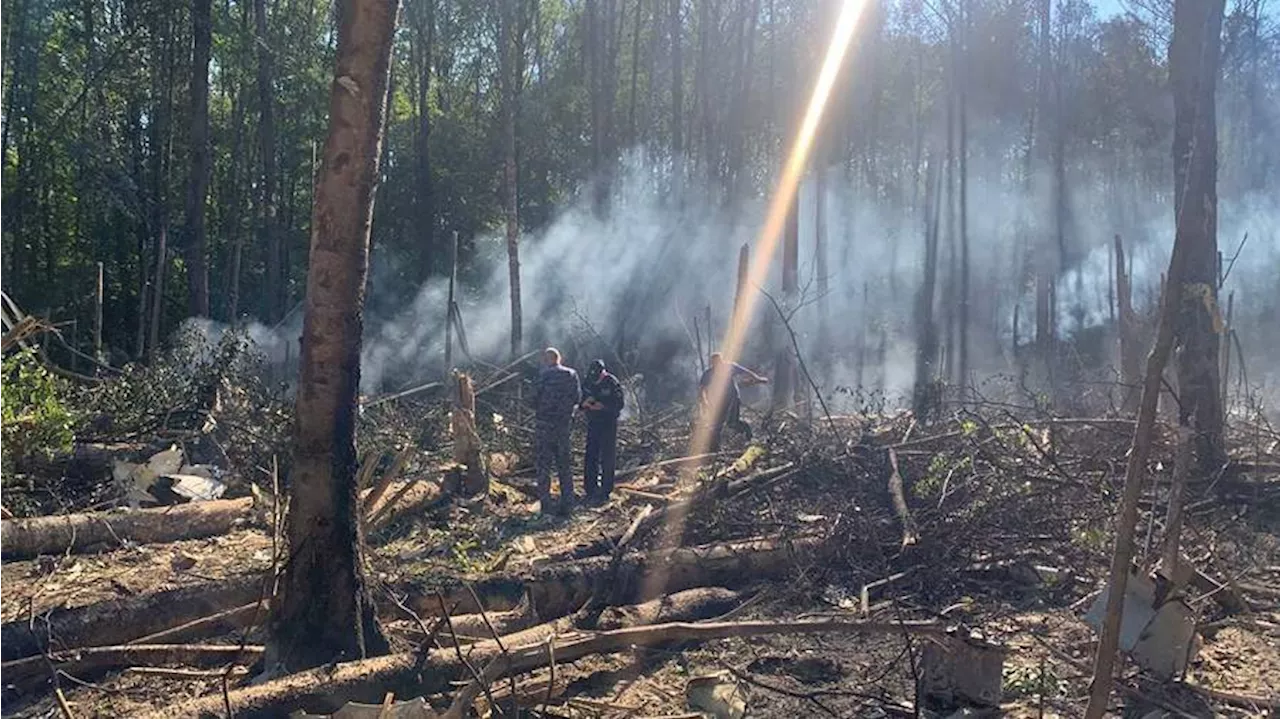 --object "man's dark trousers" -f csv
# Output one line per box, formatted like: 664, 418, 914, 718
584, 417, 618, 499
